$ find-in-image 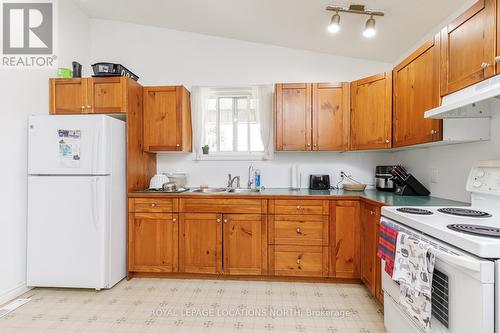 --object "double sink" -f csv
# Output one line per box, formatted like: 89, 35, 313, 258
191, 187, 261, 194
